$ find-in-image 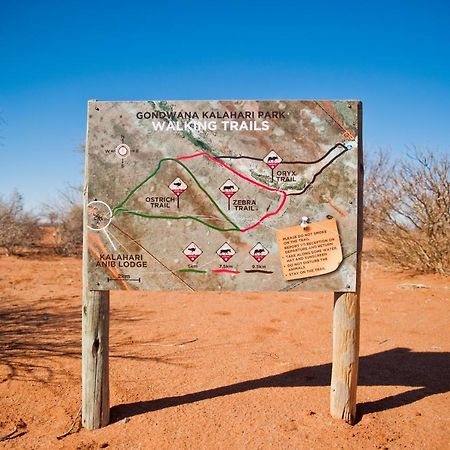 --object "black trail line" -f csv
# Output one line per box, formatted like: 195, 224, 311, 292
215, 143, 348, 164
286, 146, 350, 196
110, 222, 195, 291
244, 270, 274, 274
